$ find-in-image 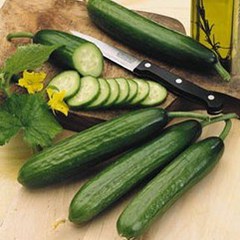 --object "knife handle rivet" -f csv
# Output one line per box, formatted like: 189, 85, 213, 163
145, 63, 151, 68
175, 78, 183, 84
208, 95, 215, 101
